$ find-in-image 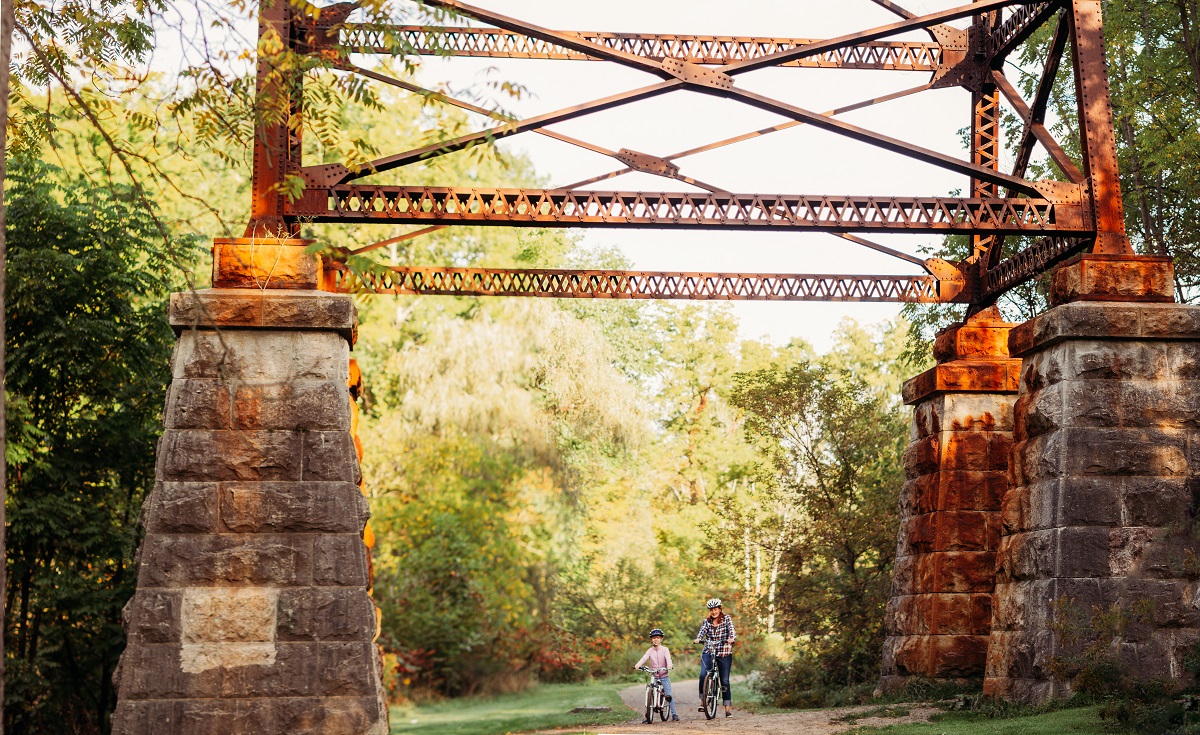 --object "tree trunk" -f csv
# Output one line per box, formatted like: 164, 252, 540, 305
1, 0, 14, 722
